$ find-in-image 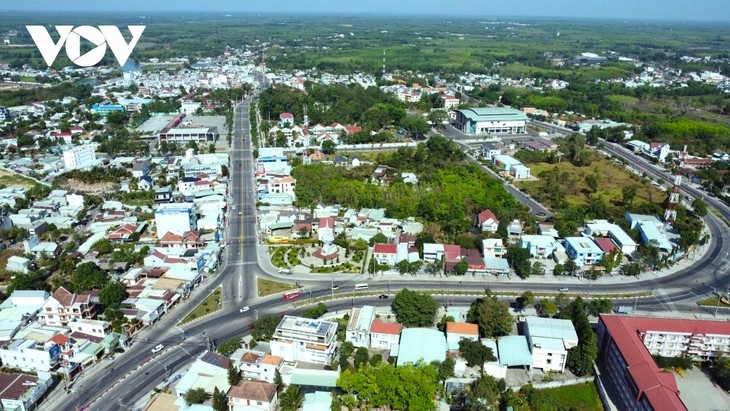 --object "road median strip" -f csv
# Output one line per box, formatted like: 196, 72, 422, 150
292, 289, 653, 308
